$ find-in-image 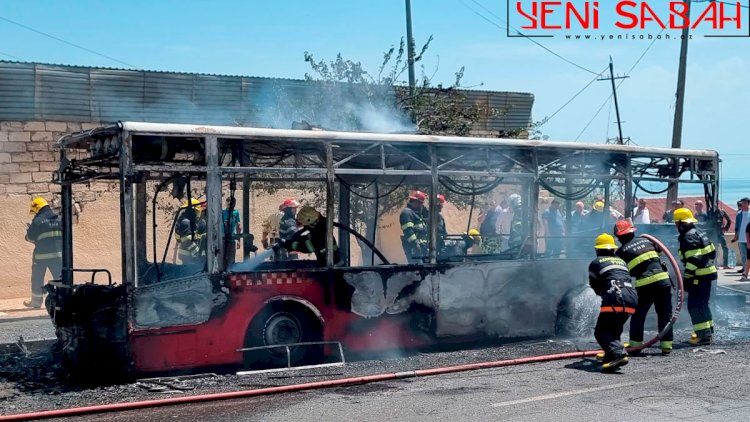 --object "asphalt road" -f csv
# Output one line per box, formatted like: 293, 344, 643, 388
56, 341, 750, 422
